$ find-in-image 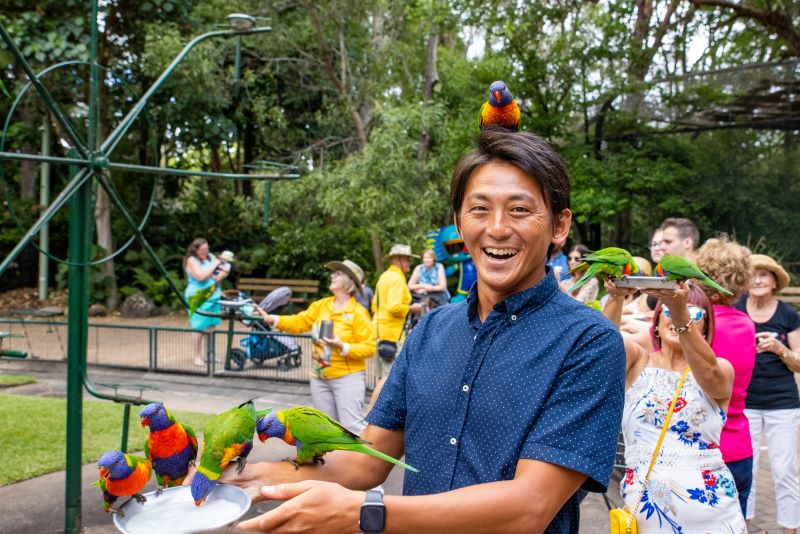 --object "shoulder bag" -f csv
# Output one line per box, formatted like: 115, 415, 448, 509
609, 367, 690, 534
